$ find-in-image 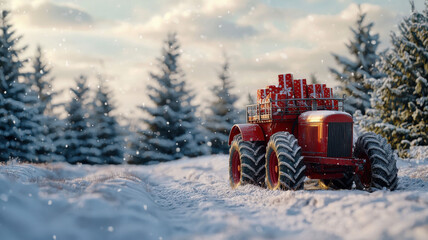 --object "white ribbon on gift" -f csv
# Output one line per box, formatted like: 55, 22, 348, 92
293, 79, 307, 107
300, 80, 305, 99
281, 87, 292, 96
307, 84, 316, 98
294, 79, 305, 98
319, 84, 326, 97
